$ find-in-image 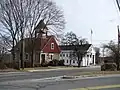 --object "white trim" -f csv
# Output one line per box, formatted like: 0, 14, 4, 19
51, 43, 54, 49
60, 45, 96, 66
